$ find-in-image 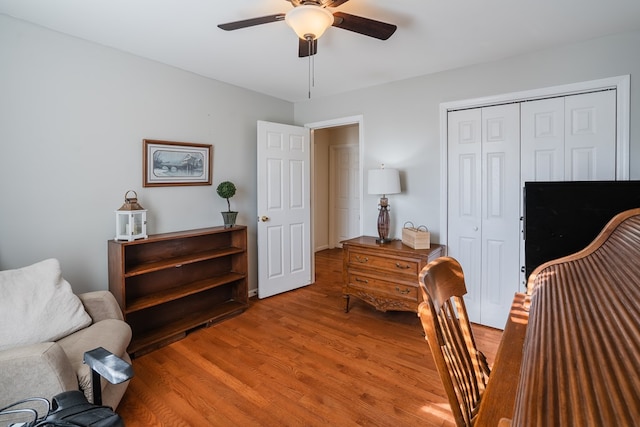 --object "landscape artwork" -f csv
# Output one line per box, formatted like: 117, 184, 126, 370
143, 139, 212, 187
